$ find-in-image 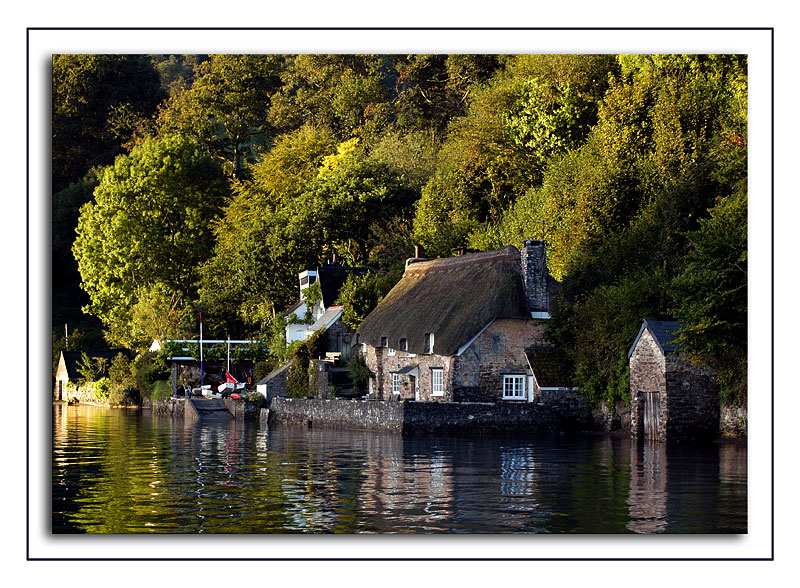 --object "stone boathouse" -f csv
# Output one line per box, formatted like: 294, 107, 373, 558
628, 319, 719, 441
355, 240, 569, 404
